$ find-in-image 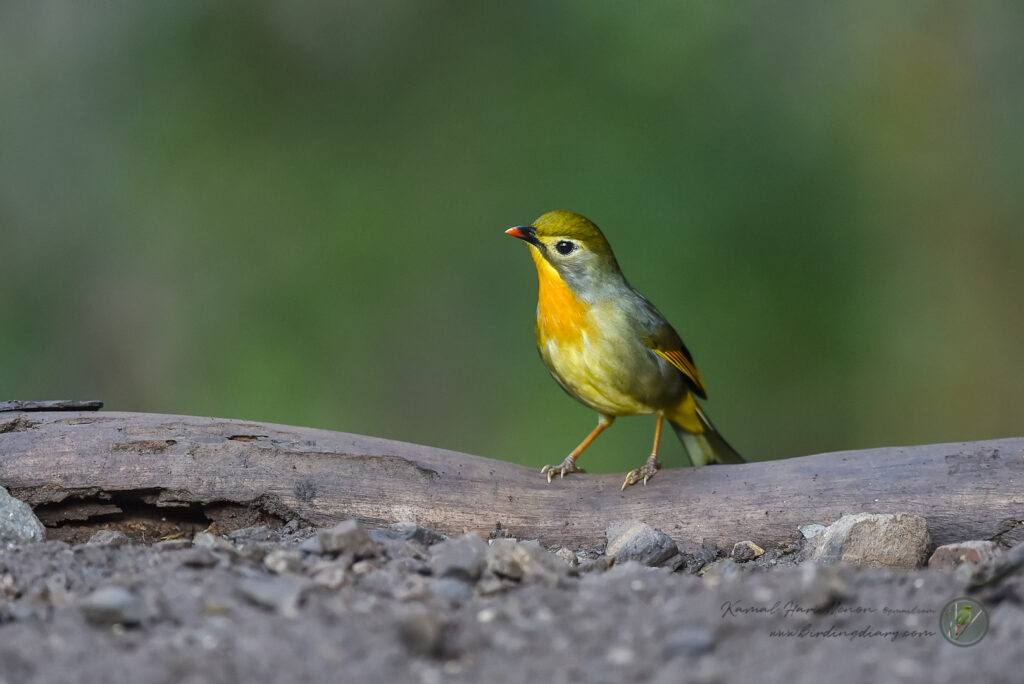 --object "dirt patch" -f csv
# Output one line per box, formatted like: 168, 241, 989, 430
0, 523, 1019, 683
22, 488, 290, 545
